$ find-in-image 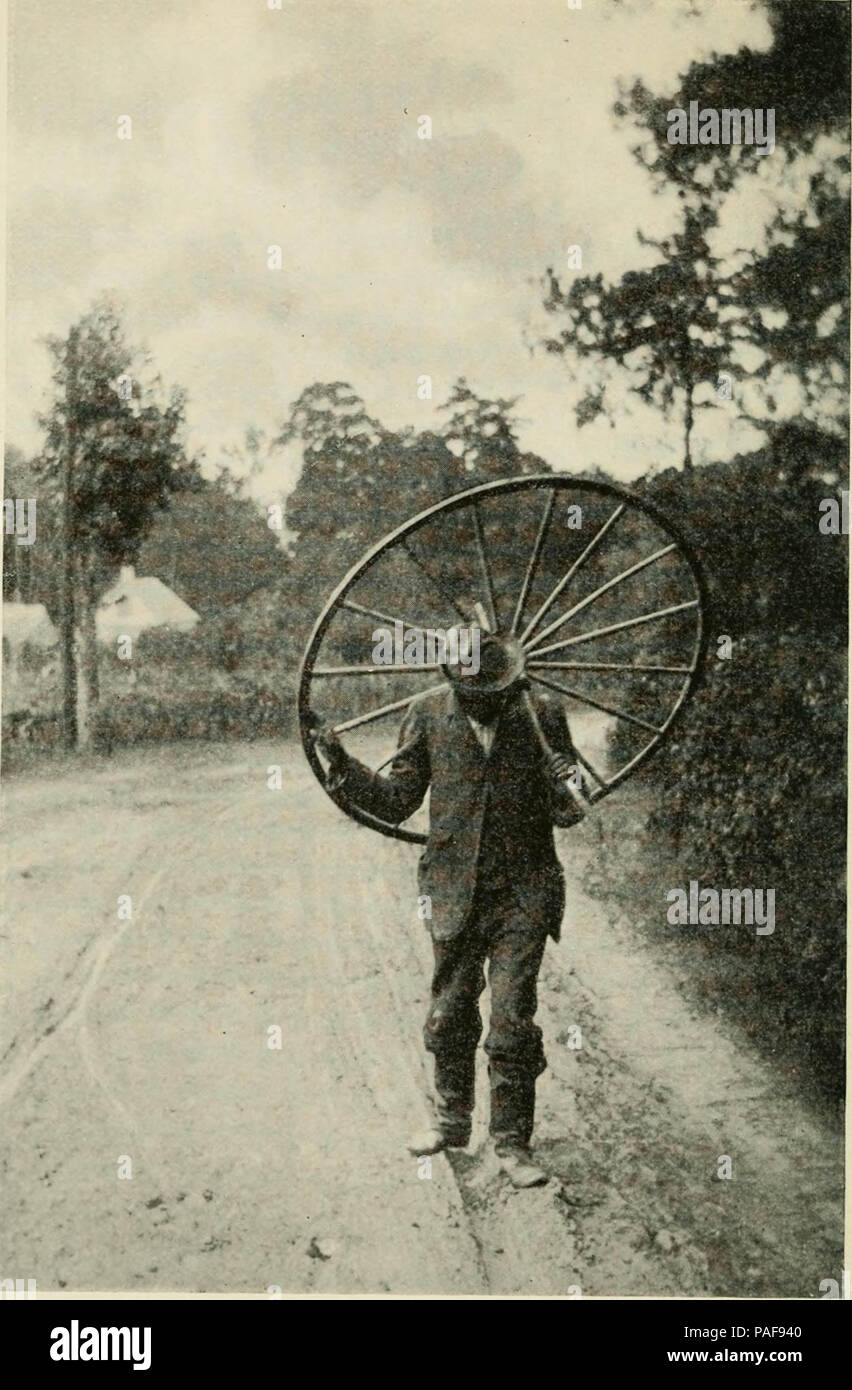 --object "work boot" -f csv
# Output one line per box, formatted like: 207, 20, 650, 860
489, 1062, 537, 1151
495, 1142, 548, 1188
406, 1124, 471, 1156
427, 1053, 474, 1153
